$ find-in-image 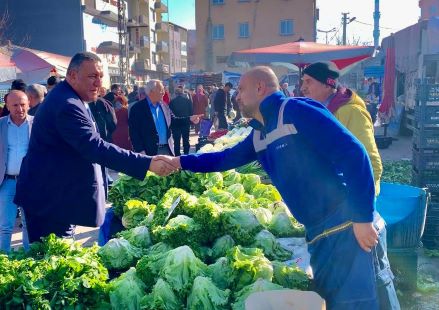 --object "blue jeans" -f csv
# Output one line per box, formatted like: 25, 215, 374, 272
0, 179, 29, 253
